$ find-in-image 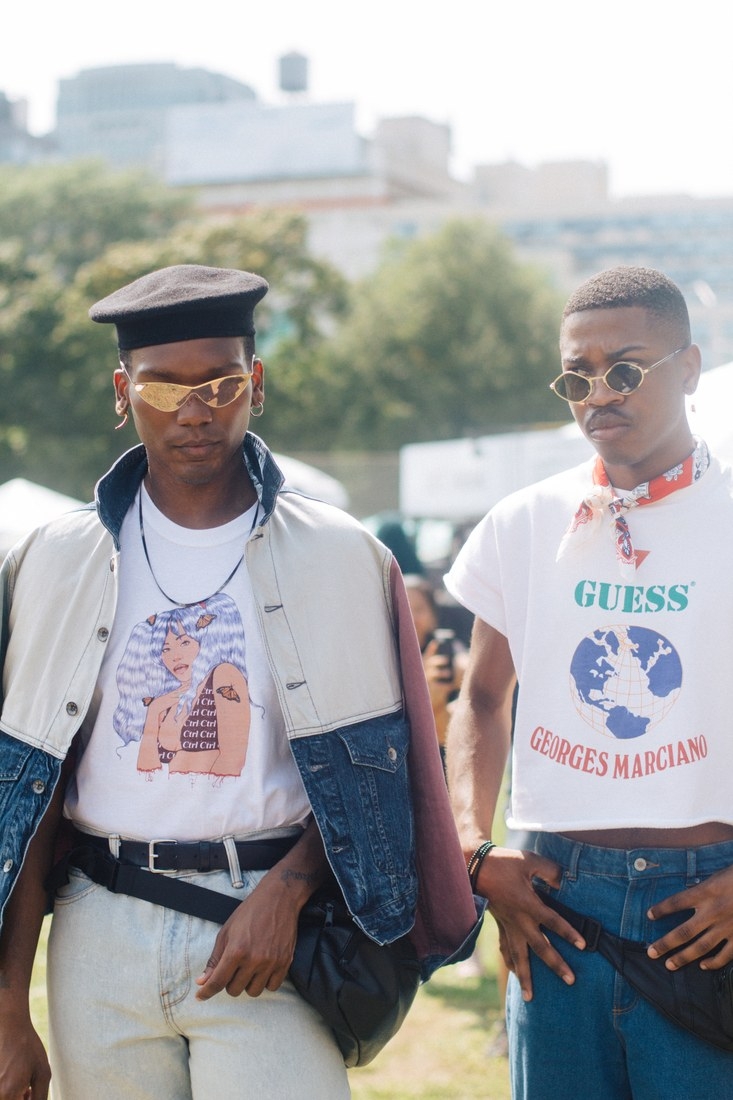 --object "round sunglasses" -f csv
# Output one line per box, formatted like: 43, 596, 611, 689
549, 346, 689, 404
122, 367, 253, 412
